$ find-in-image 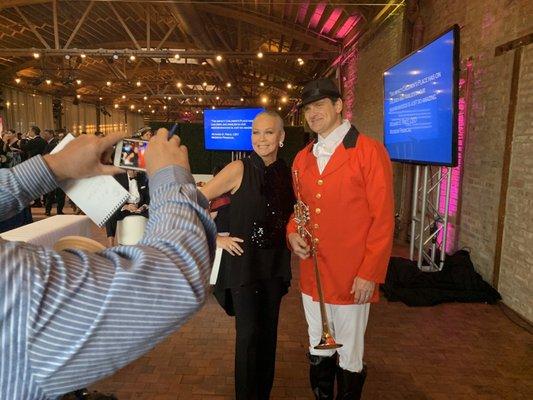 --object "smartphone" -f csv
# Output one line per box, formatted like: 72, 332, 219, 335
113, 138, 148, 171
